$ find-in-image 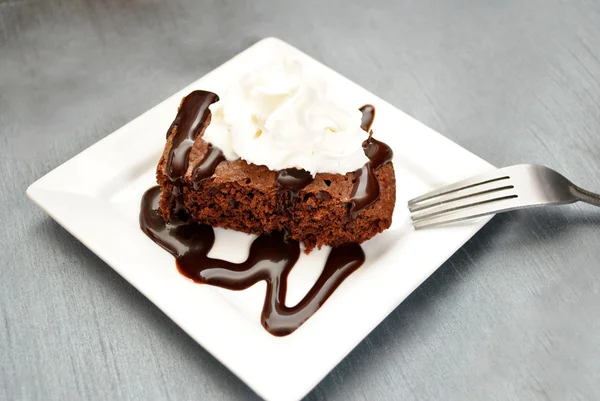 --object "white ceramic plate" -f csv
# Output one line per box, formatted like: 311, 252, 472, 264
27, 38, 494, 401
